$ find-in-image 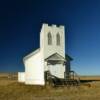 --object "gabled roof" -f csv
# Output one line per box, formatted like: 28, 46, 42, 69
23, 48, 40, 61
65, 54, 73, 61
45, 53, 66, 61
